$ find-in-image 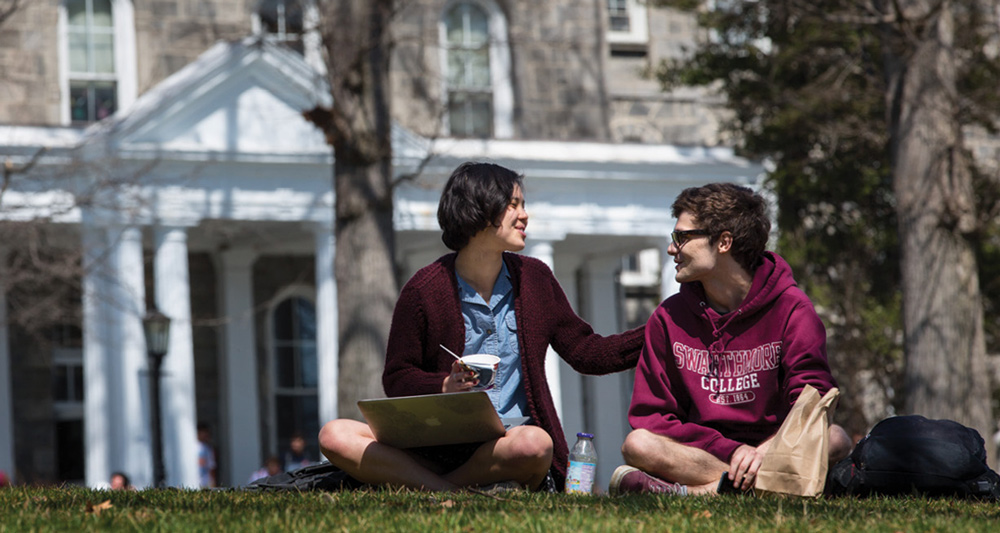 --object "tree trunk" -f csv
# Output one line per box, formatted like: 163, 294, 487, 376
885, 1, 994, 464
317, 0, 397, 420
